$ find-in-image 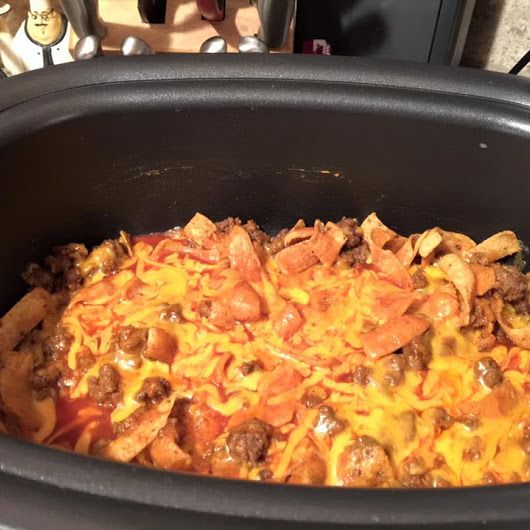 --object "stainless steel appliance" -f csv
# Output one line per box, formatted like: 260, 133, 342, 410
295, 0, 476, 65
